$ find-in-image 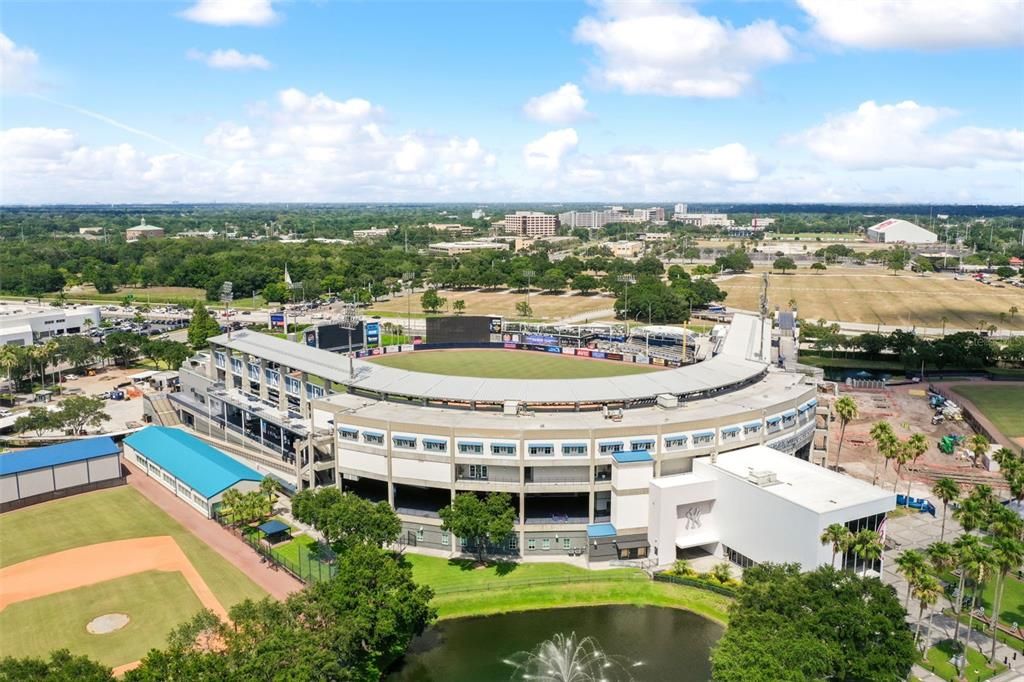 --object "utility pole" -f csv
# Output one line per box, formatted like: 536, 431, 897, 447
617, 273, 635, 335
522, 269, 535, 313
